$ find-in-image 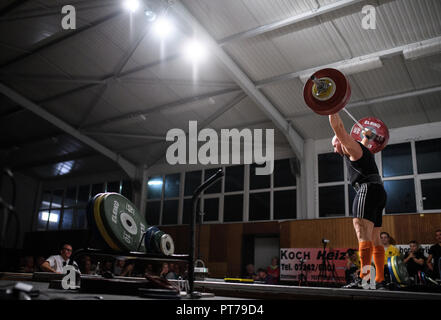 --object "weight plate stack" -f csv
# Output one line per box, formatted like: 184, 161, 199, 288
144, 226, 175, 256
99, 193, 147, 252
